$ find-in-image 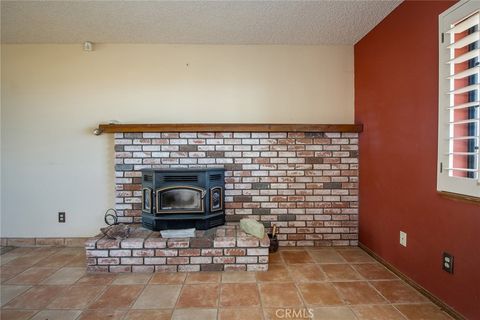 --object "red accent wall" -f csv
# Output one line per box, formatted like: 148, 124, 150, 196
355, 1, 480, 318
